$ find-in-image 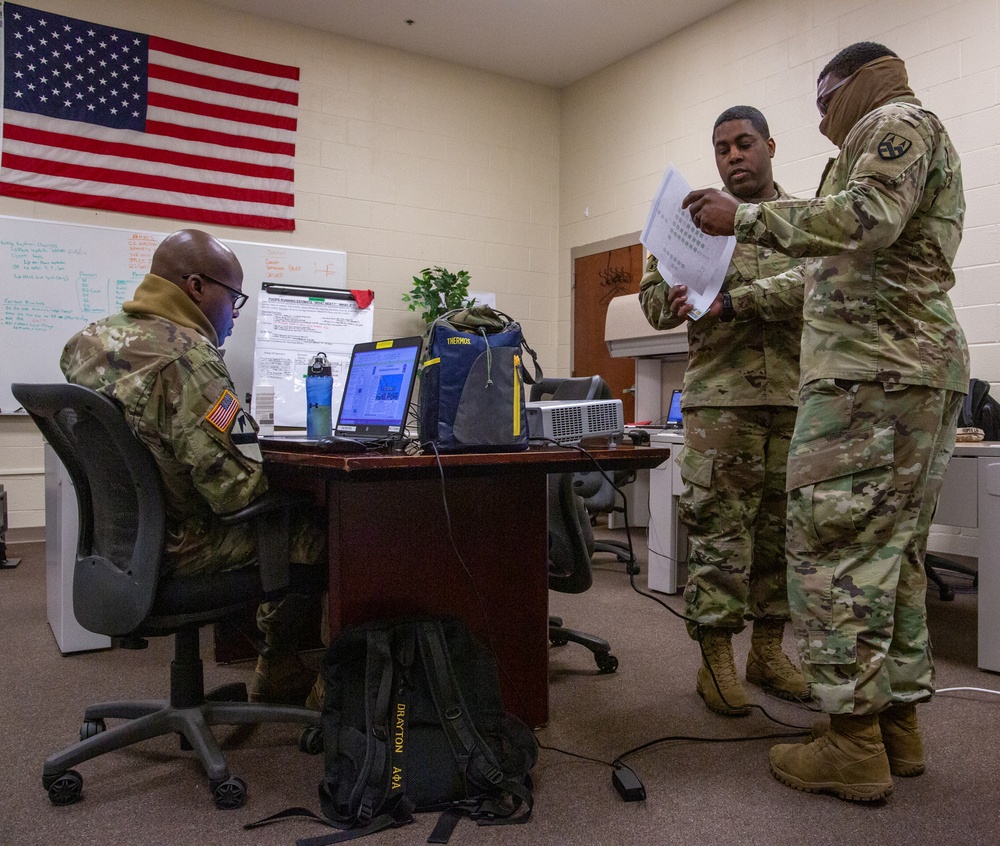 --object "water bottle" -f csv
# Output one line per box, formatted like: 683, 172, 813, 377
306, 352, 333, 439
